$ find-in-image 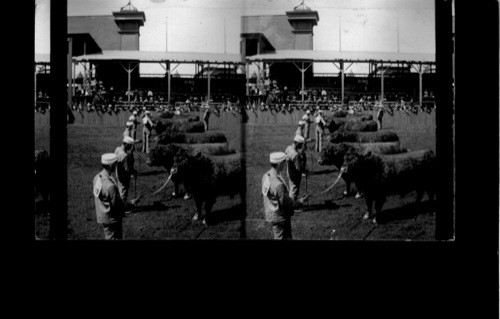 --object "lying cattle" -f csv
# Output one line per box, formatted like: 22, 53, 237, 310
147, 143, 235, 198
153, 120, 205, 135
326, 113, 374, 131
35, 149, 50, 204
330, 129, 399, 144
327, 119, 378, 133
341, 149, 436, 224
318, 142, 407, 196
155, 131, 228, 145
330, 110, 348, 118
154, 111, 200, 121
187, 143, 236, 156
170, 145, 244, 224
